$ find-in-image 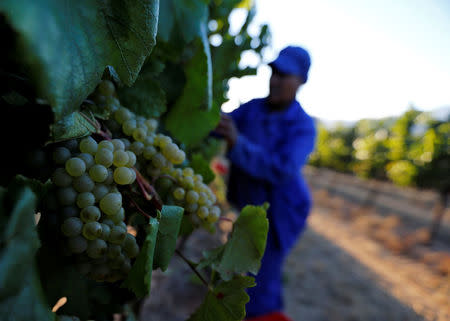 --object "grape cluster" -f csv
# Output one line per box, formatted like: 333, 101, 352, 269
51, 136, 139, 282
108, 103, 220, 225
